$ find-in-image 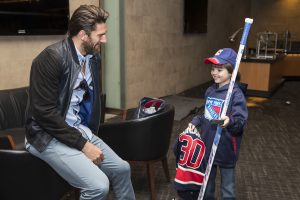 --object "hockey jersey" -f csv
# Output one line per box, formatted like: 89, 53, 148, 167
173, 129, 208, 191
